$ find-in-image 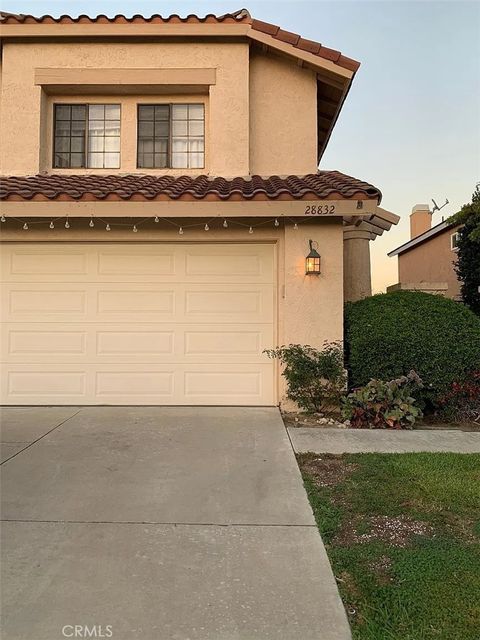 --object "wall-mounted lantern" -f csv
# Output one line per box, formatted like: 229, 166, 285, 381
305, 240, 321, 275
